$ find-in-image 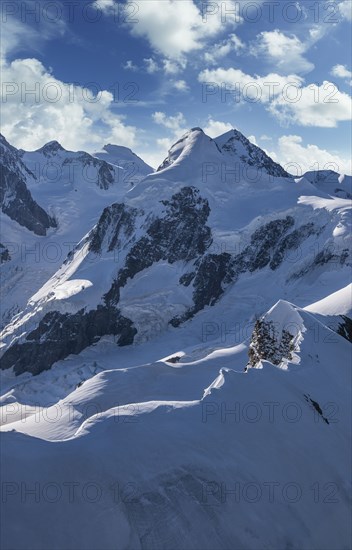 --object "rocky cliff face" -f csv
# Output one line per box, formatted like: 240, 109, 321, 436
0, 307, 136, 376
0, 135, 56, 235
215, 129, 290, 178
